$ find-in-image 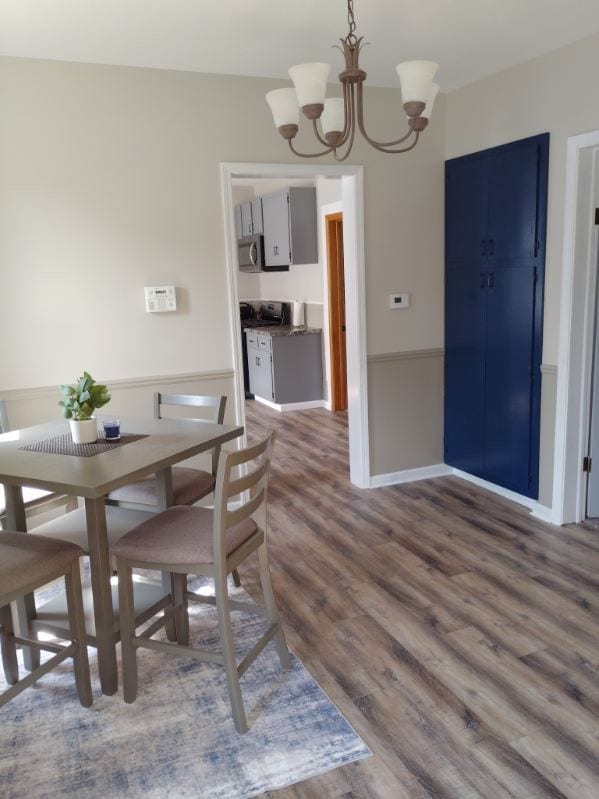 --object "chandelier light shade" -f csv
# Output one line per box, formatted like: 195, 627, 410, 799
265, 0, 440, 160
